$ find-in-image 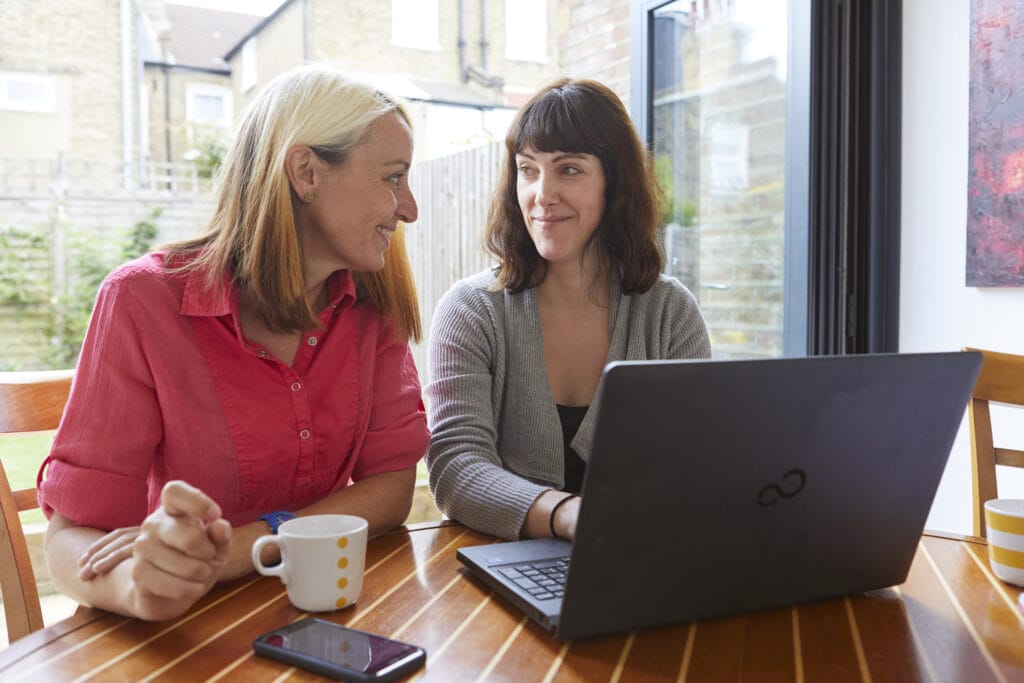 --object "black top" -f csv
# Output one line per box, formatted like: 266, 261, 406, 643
556, 404, 589, 494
